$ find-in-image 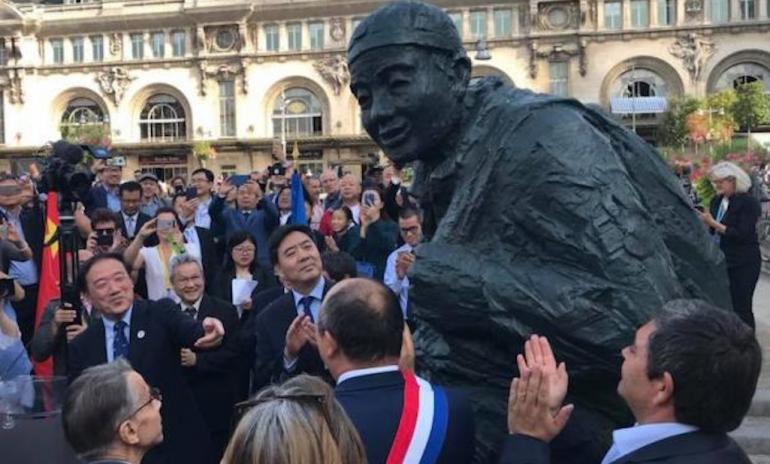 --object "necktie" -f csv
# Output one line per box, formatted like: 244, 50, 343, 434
113, 320, 129, 360
126, 216, 135, 237
299, 296, 314, 322
184, 306, 197, 319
